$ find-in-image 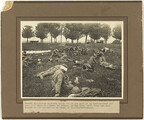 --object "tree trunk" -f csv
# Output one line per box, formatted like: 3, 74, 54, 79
51, 35, 53, 43
85, 35, 88, 43
105, 39, 107, 44
41, 39, 43, 43
61, 34, 62, 43
61, 28, 63, 43
77, 39, 79, 43
55, 38, 57, 43
27, 38, 28, 43
71, 40, 73, 43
